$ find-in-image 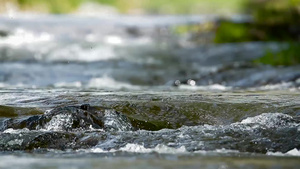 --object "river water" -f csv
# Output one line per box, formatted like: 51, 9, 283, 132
0, 13, 300, 169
